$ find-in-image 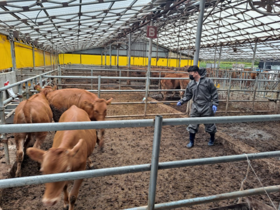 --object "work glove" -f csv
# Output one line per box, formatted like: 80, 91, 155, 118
212, 105, 217, 113
177, 101, 182, 106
